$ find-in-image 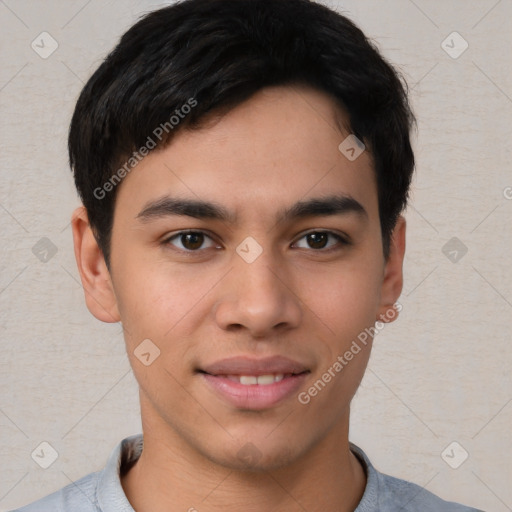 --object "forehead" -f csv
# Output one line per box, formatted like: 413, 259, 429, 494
114, 85, 378, 223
